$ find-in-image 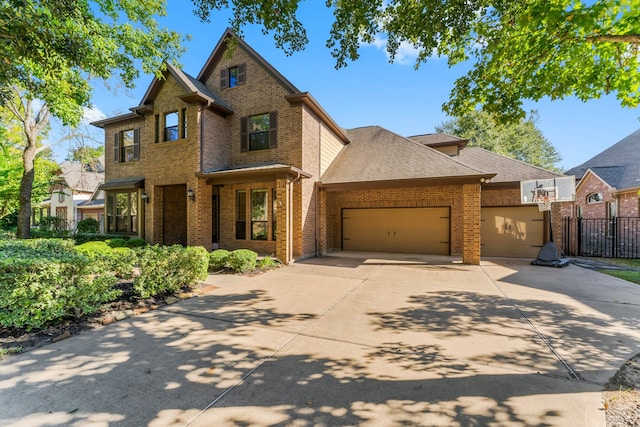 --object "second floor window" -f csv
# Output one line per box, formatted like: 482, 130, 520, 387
220, 63, 245, 89
164, 112, 179, 141
114, 128, 140, 163
240, 112, 278, 152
